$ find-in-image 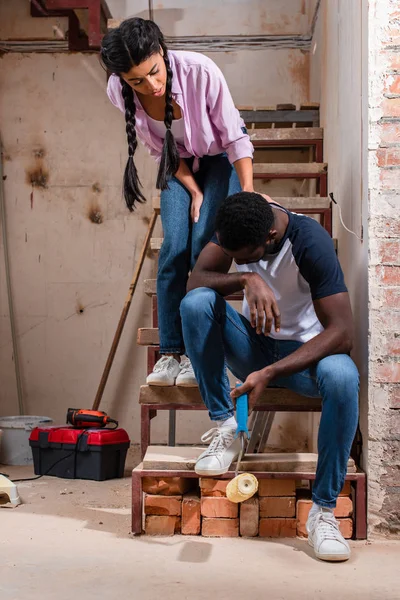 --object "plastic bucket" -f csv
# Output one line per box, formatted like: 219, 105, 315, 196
0, 416, 53, 465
